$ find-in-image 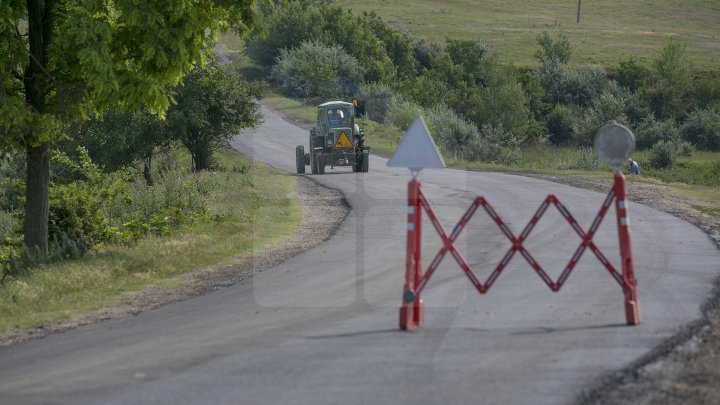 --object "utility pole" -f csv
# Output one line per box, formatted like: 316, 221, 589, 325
577, 0, 582, 23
